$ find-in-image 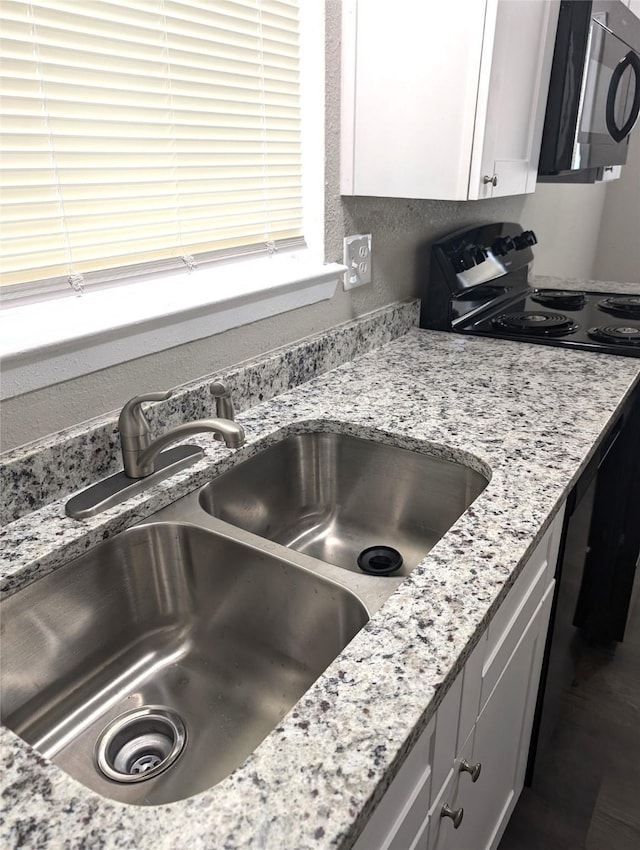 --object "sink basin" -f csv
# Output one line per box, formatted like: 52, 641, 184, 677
199, 432, 489, 577
0, 522, 368, 805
